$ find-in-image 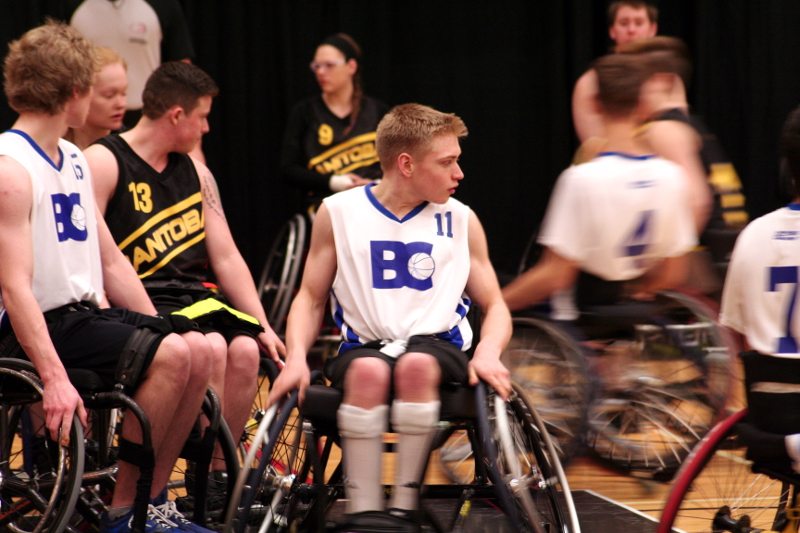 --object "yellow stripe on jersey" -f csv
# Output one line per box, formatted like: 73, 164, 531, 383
137, 231, 205, 279
308, 132, 377, 167
118, 192, 203, 251
173, 297, 260, 325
